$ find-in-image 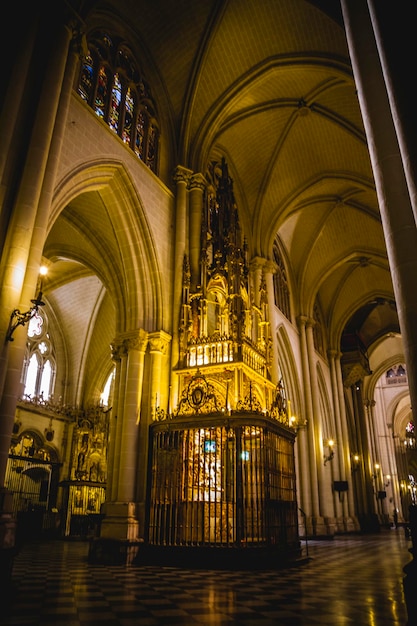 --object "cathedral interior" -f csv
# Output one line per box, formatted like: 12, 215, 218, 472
1, 2, 417, 610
